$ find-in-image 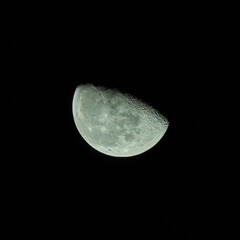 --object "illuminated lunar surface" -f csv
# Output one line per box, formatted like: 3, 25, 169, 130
72, 84, 169, 157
